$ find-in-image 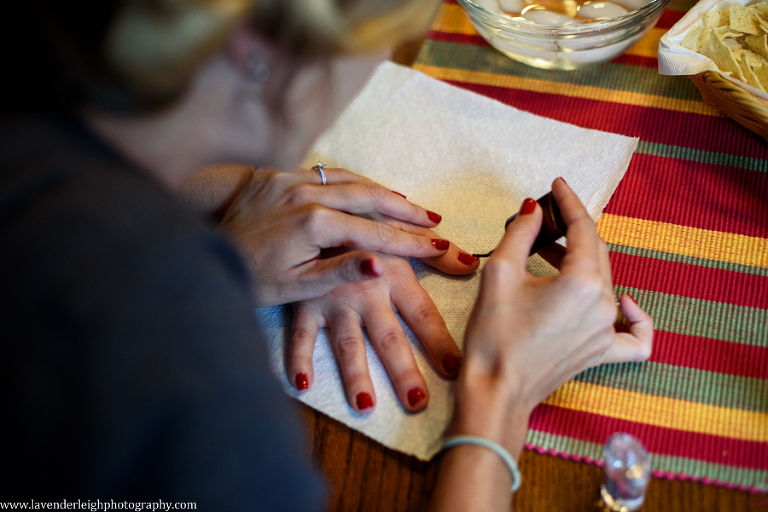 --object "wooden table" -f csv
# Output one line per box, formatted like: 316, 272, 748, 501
301, 6, 768, 511
301, 405, 767, 511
